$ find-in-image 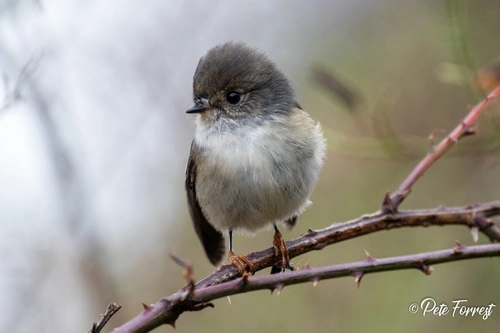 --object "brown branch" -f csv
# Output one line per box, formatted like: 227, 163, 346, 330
196, 200, 500, 288
107, 85, 500, 332
113, 242, 500, 332
387, 85, 500, 211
